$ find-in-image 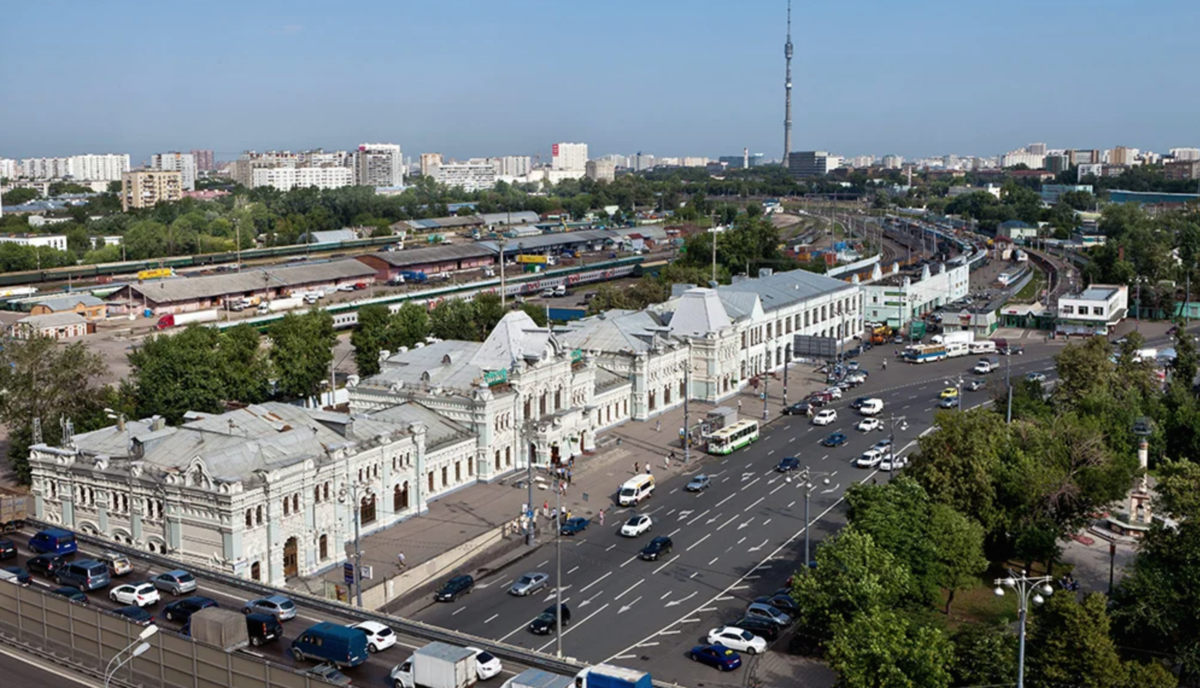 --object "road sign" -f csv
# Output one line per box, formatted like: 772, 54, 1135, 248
361, 565, 373, 581
526, 510, 534, 521
343, 563, 355, 585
